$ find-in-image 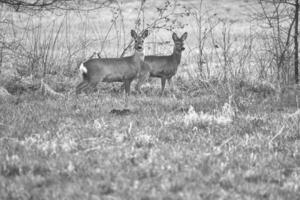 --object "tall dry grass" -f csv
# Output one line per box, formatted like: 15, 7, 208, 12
0, 0, 298, 107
